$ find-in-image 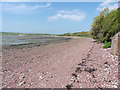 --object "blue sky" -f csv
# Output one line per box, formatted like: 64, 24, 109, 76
1, 1, 118, 34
